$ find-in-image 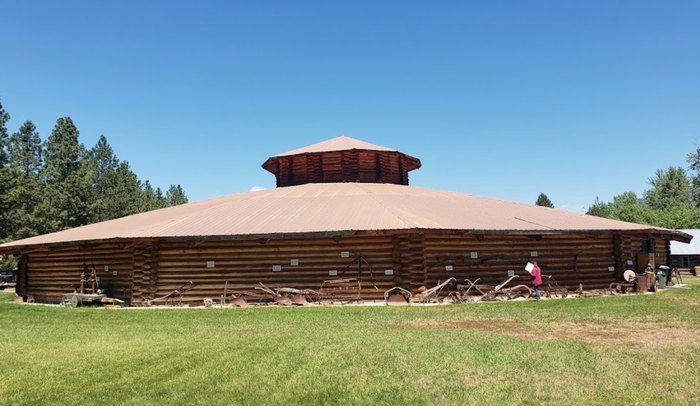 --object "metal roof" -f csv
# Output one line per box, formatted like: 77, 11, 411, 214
0, 182, 690, 250
271, 135, 399, 157
670, 229, 700, 255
